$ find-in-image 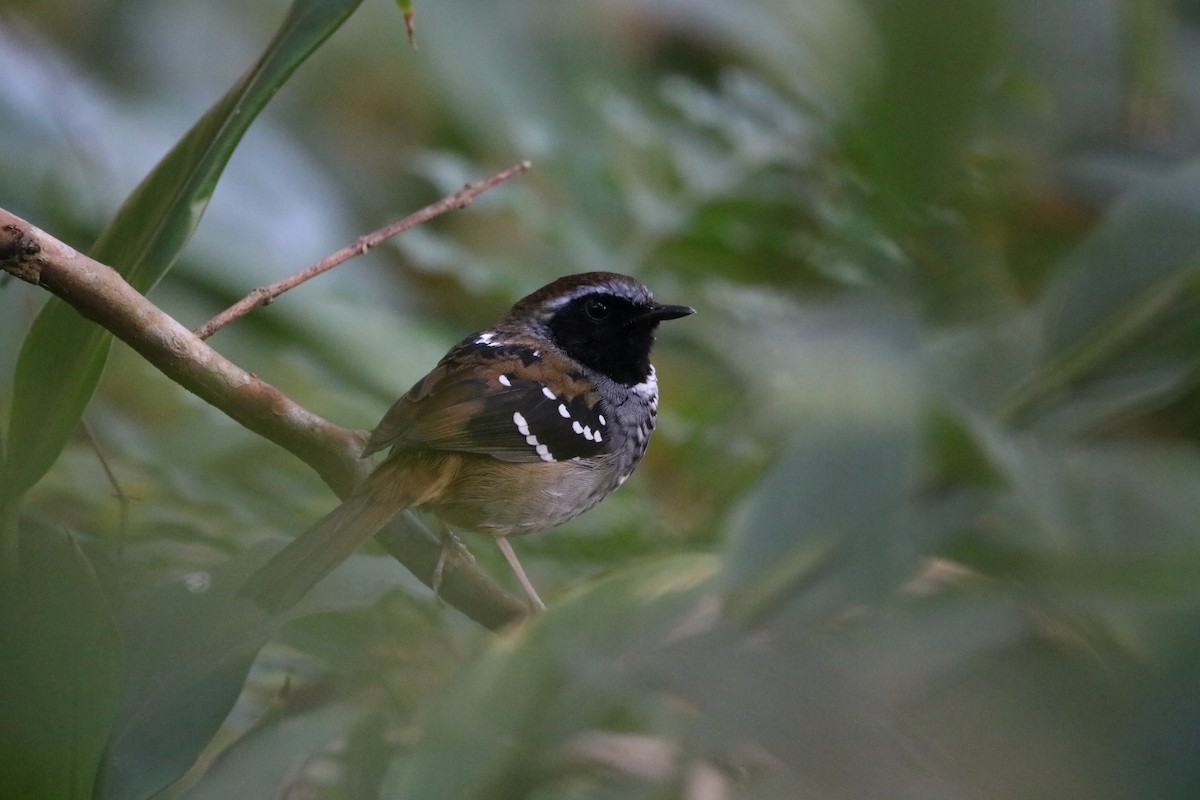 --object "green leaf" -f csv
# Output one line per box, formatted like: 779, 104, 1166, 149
718, 304, 924, 620
0, 0, 366, 508
647, 620, 960, 800
96, 551, 281, 800
843, 0, 1000, 203
968, 418, 1200, 562
0, 523, 122, 800
384, 556, 716, 800
1006, 161, 1200, 417
180, 705, 360, 800
97, 544, 411, 800
1027, 363, 1193, 438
